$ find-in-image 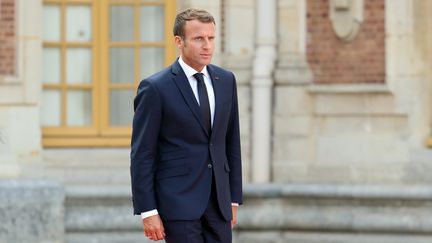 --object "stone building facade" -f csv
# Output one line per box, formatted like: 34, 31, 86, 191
1, 0, 432, 242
